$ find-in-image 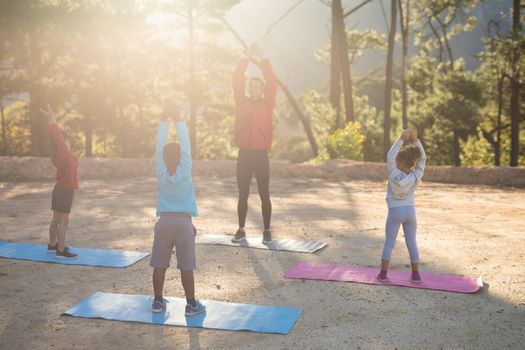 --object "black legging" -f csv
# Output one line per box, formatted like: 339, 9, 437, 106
237, 148, 272, 230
